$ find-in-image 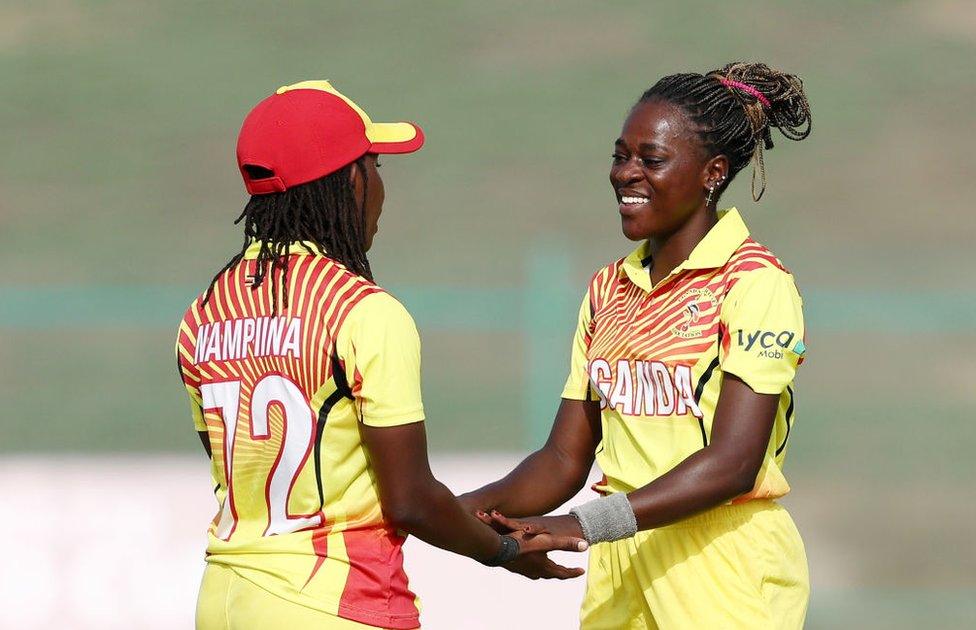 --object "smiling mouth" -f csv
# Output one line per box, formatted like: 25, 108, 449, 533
619, 195, 649, 205
617, 193, 650, 213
